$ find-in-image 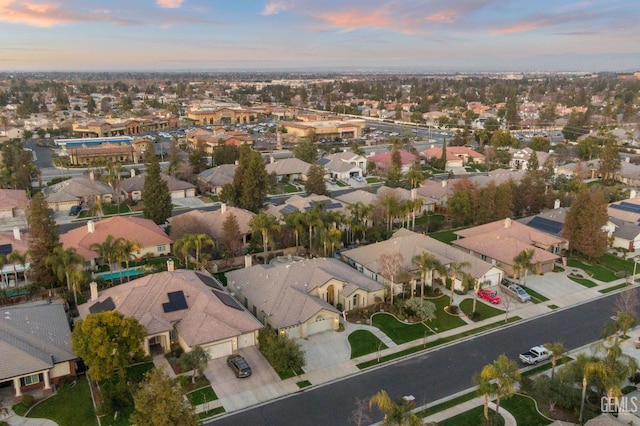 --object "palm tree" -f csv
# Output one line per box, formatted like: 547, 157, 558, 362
284, 209, 305, 255
303, 204, 324, 255
447, 260, 471, 307
118, 239, 141, 282
473, 371, 495, 422
480, 354, 521, 415
322, 228, 342, 257
7, 250, 27, 288
250, 211, 281, 265
193, 234, 215, 268
68, 269, 86, 306
89, 235, 124, 283
173, 234, 196, 269
368, 389, 421, 426
405, 163, 425, 189
544, 342, 566, 379
105, 161, 123, 212
513, 248, 535, 286
412, 252, 443, 299
378, 194, 400, 231
46, 246, 84, 304
579, 359, 607, 424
